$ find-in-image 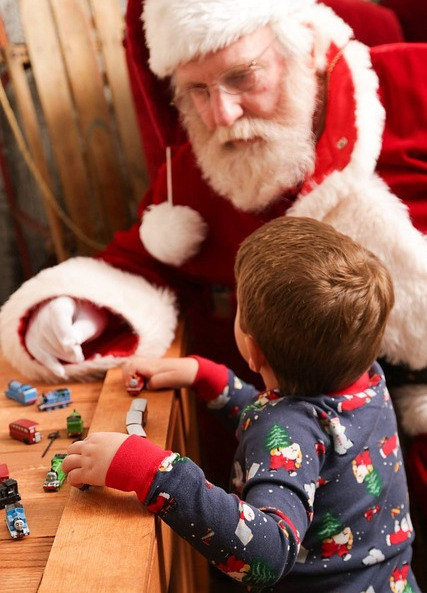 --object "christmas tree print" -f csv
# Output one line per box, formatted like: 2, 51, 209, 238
265, 423, 291, 451
244, 558, 277, 587
364, 468, 382, 497
316, 511, 343, 541
315, 512, 353, 560
264, 424, 302, 475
